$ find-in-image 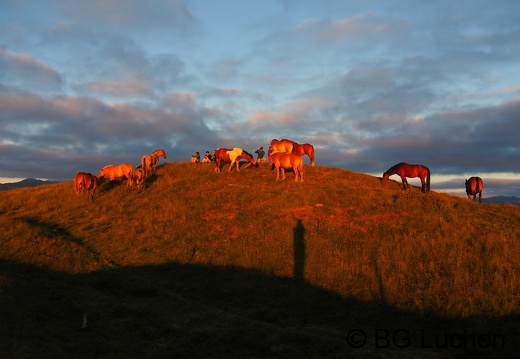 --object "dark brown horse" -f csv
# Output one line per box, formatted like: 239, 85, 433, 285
213, 148, 257, 173
465, 176, 483, 203
382, 162, 430, 193
74, 171, 98, 201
